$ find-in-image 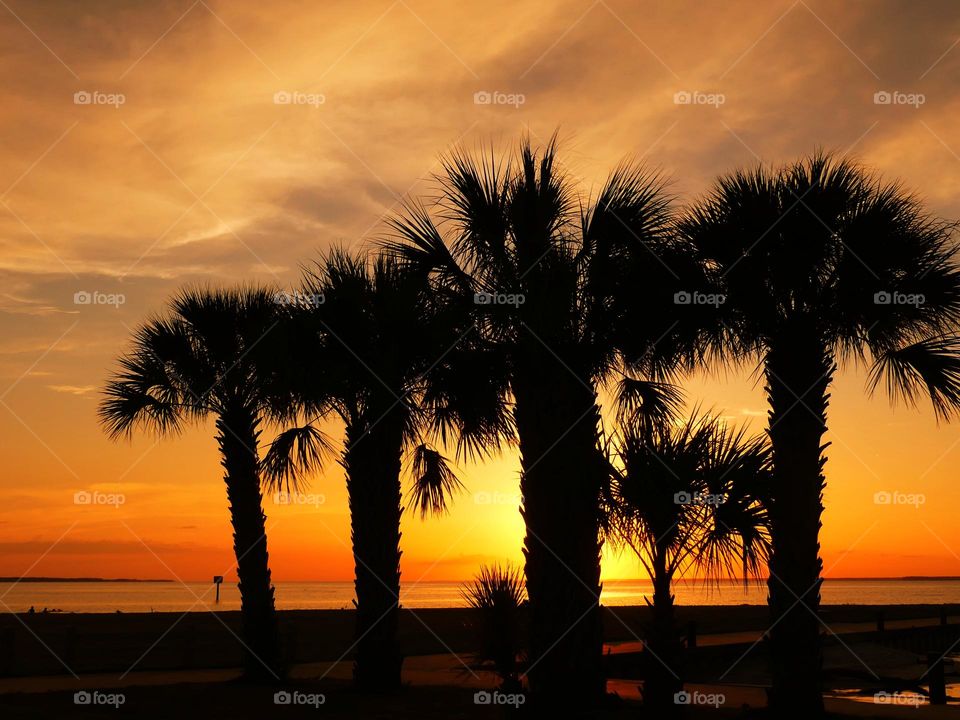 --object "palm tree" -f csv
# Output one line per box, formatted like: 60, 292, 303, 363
607, 407, 771, 712
678, 152, 960, 715
262, 249, 471, 691
386, 137, 684, 707
100, 287, 293, 682
461, 563, 527, 692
